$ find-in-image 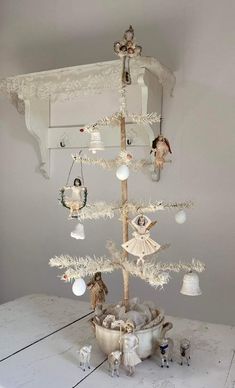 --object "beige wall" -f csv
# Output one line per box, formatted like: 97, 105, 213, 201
0, 0, 234, 325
